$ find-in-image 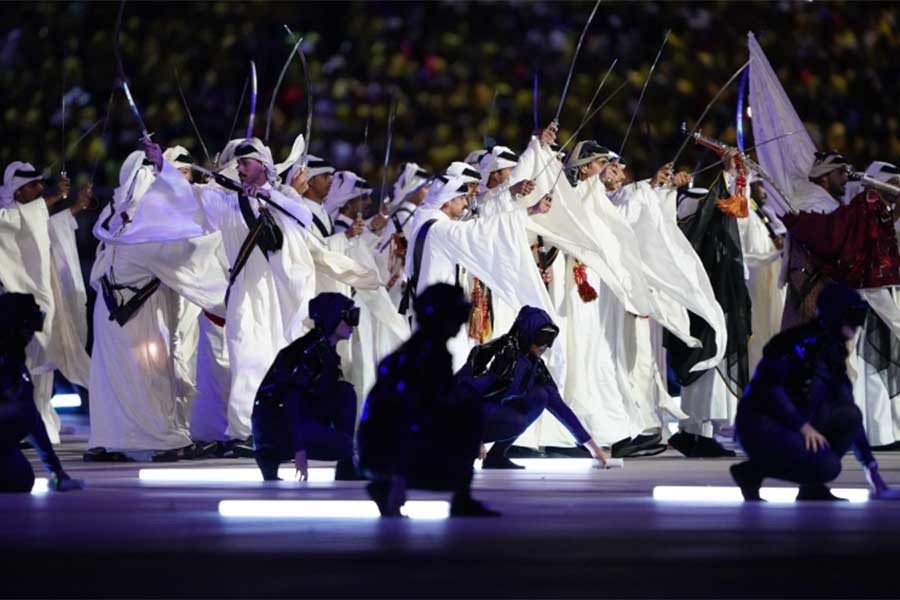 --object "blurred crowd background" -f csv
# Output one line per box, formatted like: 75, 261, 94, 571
1, 0, 898, 195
